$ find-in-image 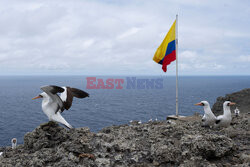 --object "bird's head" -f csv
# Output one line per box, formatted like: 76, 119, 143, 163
195, 101, 209, 106
224, 101, 236, 107
11, 138, 17, 144
32, 92, 47, 100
